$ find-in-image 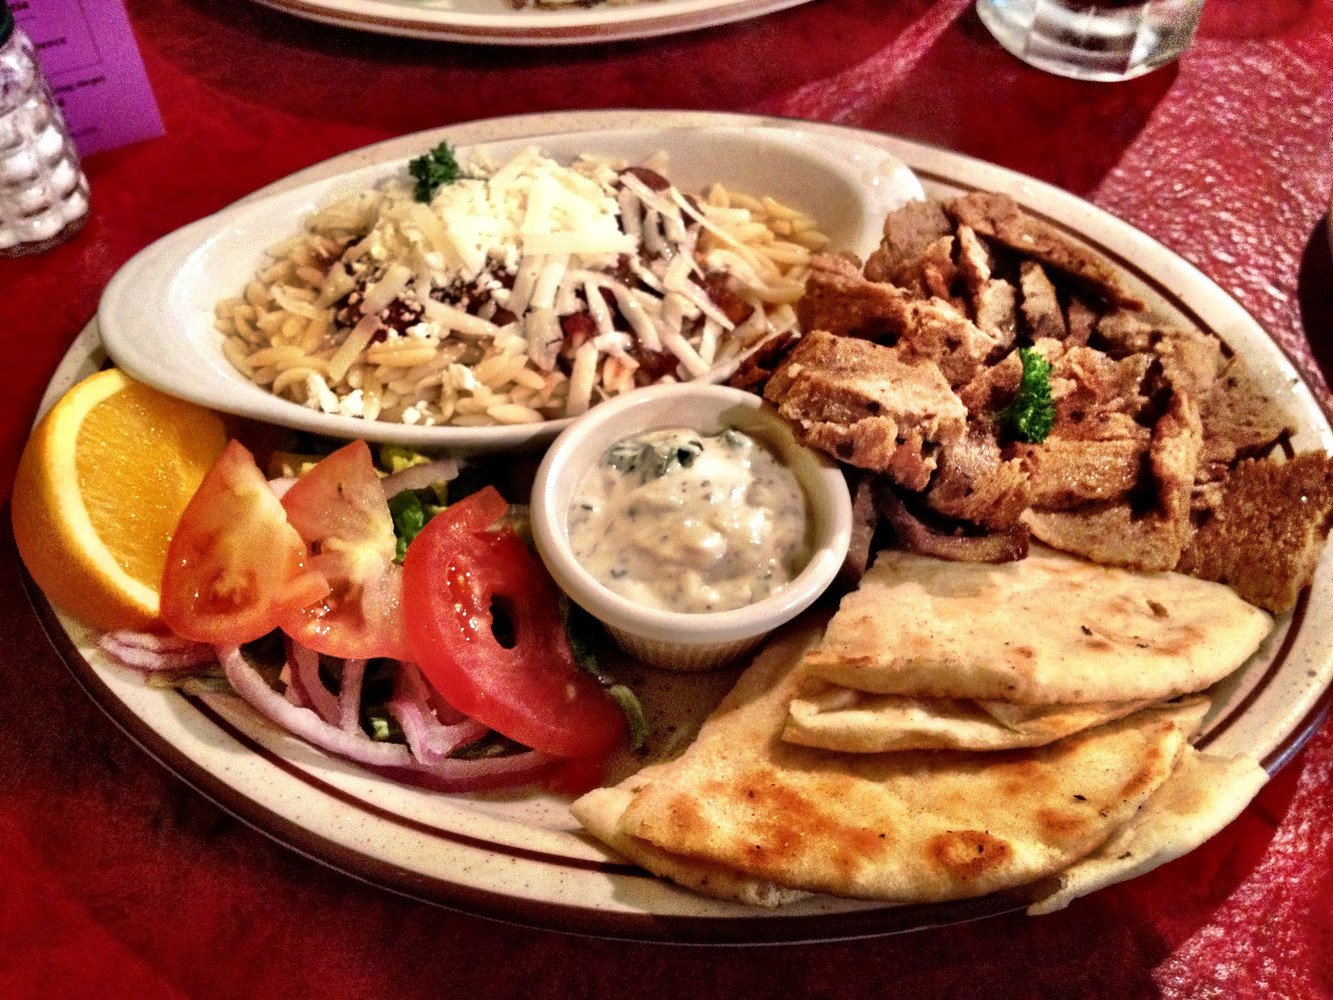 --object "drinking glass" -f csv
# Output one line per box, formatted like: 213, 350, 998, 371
976, 0, 1206, 82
